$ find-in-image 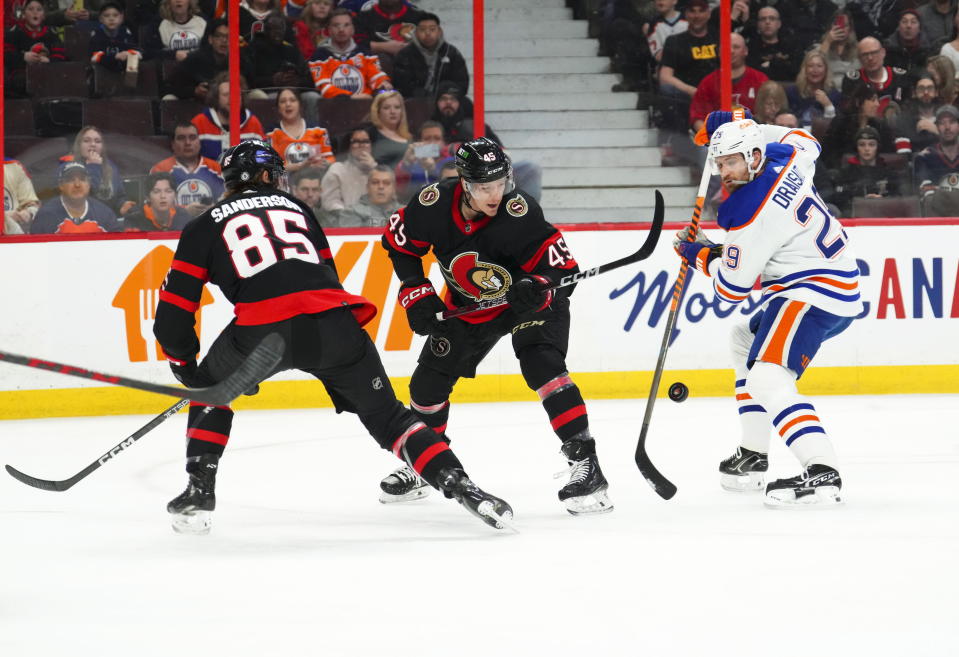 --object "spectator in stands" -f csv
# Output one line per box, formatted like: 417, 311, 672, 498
752, 80, 788, 125
689, 33, 767, 133
291, 167, 324, 216
939, 11, 959, 71
32, 162, 120, 234
823, 84, 907, 168
883, 9, 933, 74
368, 89, 412, 169
920, 0, 958, 46
841, 36, 911, 107
267, 87, 334, 174
646, 0, 687, 64
192, 71, 266, 160
142, 0, 208, 62
4, 0, 65, 97
819, 9, 861, 88
89, 1, 140, 83
392, 12, 468, 101
438, 160, 458, 180
241, 11, 312, 90
239, 0, 292, 43
915, 104, 959, 215
38, 0, 97, 28
846, 0, 909, 41
901, 72, 944, 152
773, 109, 800, 128
292, 0, 333, 60
62, 125, 135, 215
354, 0, 424, 58
124, 172, 192, 231
3, 159, 40, 235
747, 6, 801, 82
394, 119, 453, 201
657, 0, 717, 133
833, 125, 903, 216
787, 49, 842, 127
329, 164, 401, 227
598, 0, 652, 93
309, 8, 392, 99
779, 0, 839, 52
321, 126, 377, 212
928, 54, 959, 105
150, 121, 225, 217
168, 17, 228, 101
